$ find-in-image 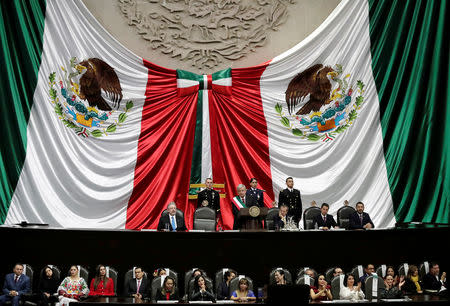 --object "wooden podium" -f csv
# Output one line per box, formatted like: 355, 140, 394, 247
237, 206, 268, 230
